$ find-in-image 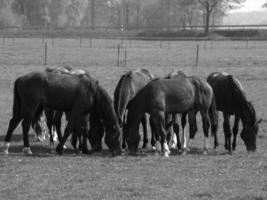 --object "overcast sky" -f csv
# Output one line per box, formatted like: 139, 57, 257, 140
235, 0, 265, 12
